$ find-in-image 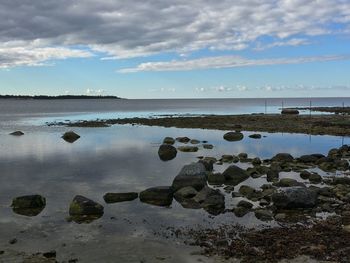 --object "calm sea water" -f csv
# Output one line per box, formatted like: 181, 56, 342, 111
0, 98, 349, 262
